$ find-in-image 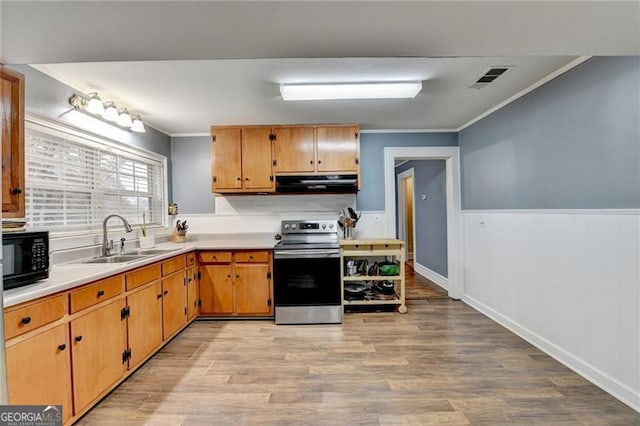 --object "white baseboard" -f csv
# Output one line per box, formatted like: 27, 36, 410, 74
463, 294, 640, 412
413, 262, 448, 291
